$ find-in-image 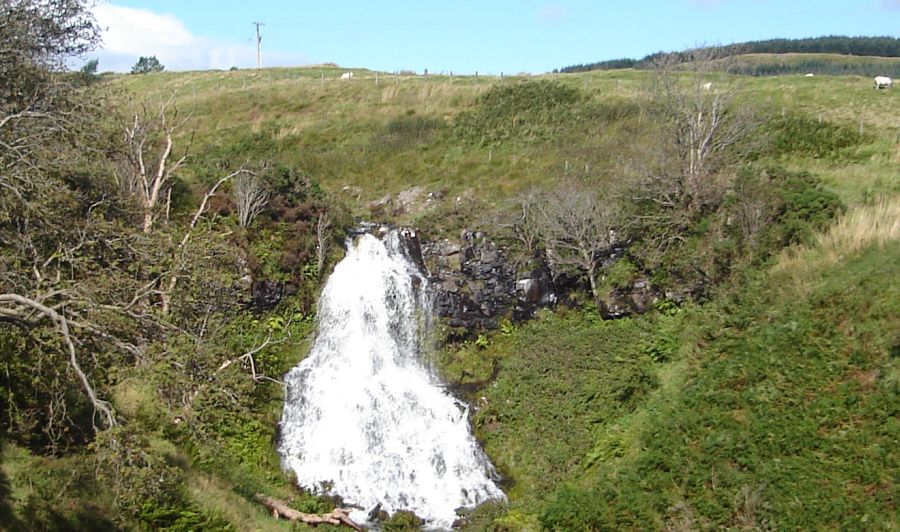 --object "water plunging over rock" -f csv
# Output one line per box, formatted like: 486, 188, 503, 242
278, 230, 505, 528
